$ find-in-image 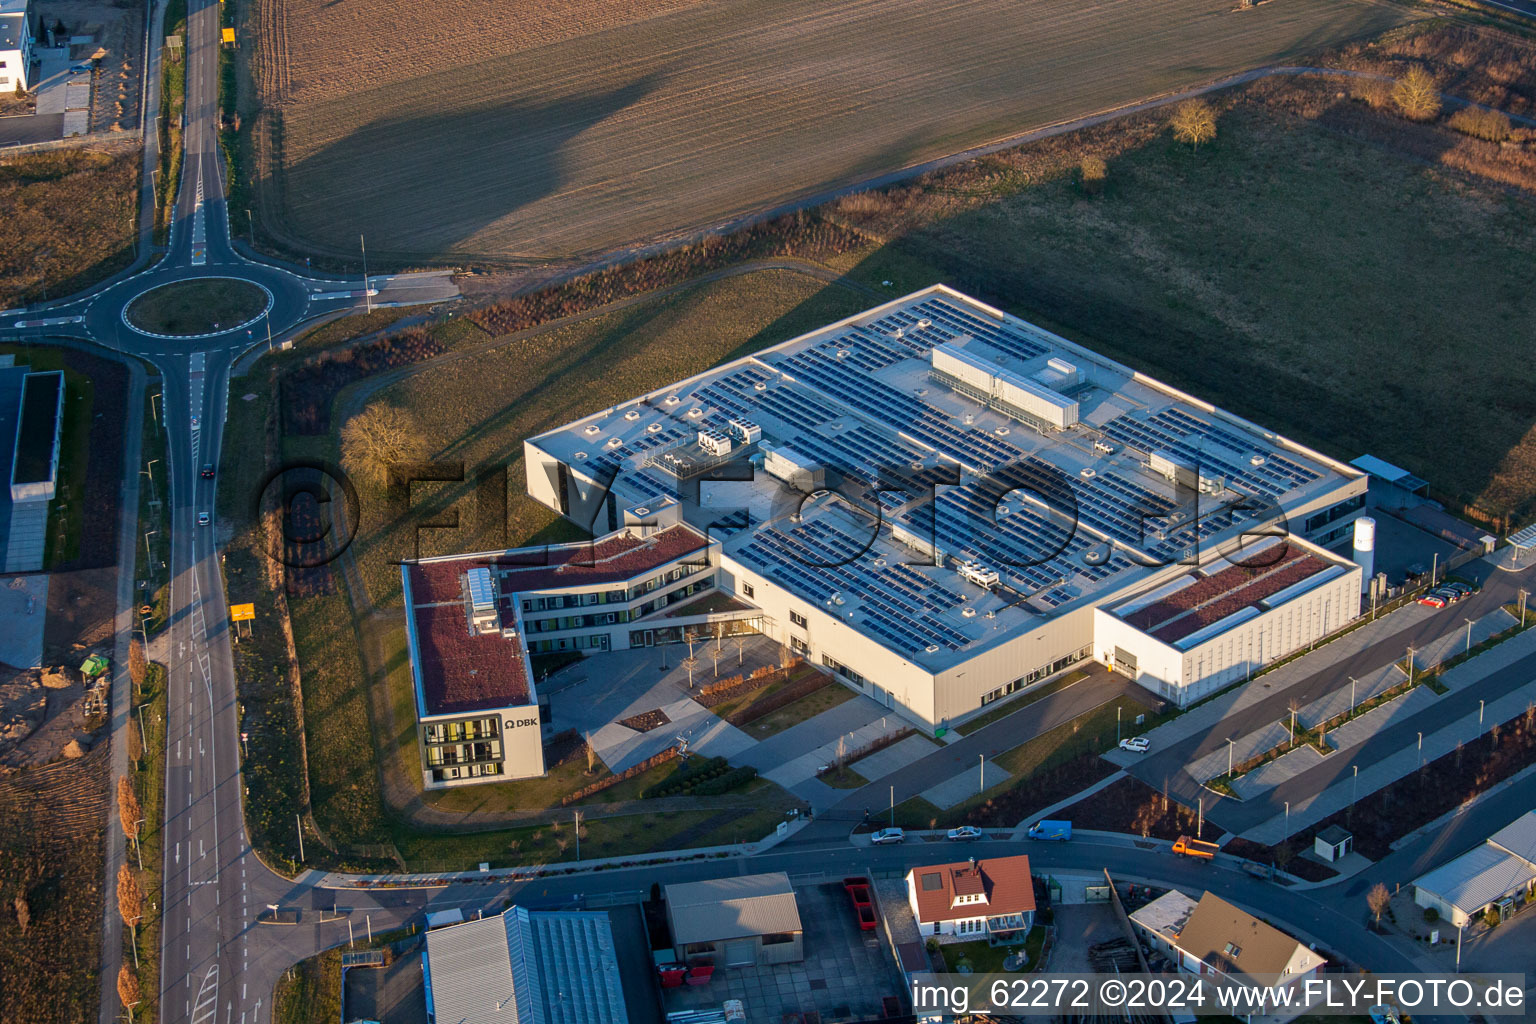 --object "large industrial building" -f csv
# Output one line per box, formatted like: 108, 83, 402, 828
520, 286, 1367, 724
403, 285, 1371, 785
